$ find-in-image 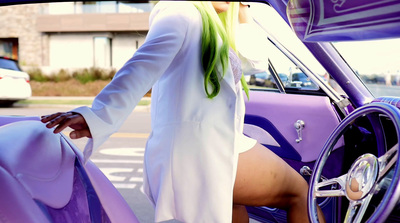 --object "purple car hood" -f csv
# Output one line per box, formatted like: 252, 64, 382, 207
0, 120, 76, 209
